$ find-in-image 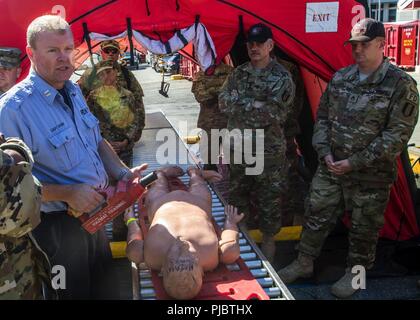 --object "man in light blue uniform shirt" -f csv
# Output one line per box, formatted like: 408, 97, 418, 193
0, 15, 147, 299
1, 61, 109, 214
